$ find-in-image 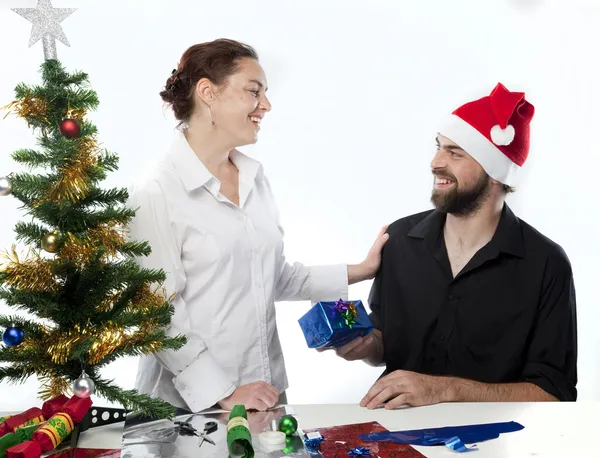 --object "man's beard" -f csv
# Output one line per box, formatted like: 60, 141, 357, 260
430, 170, 491, 217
